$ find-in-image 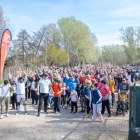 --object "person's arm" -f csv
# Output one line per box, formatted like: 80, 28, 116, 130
108, 88, 111, 100
37, 83, 41, 95
23, 73, 27, 83
96, 90, 102, 104
89, 91, 92, 108
57, 87, 62, 95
